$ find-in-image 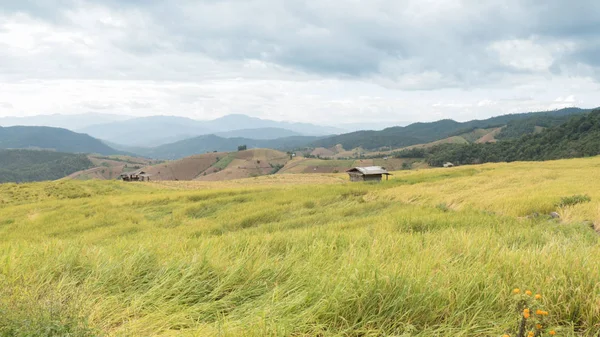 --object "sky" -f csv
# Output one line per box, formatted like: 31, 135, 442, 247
0, 0, 599, 125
